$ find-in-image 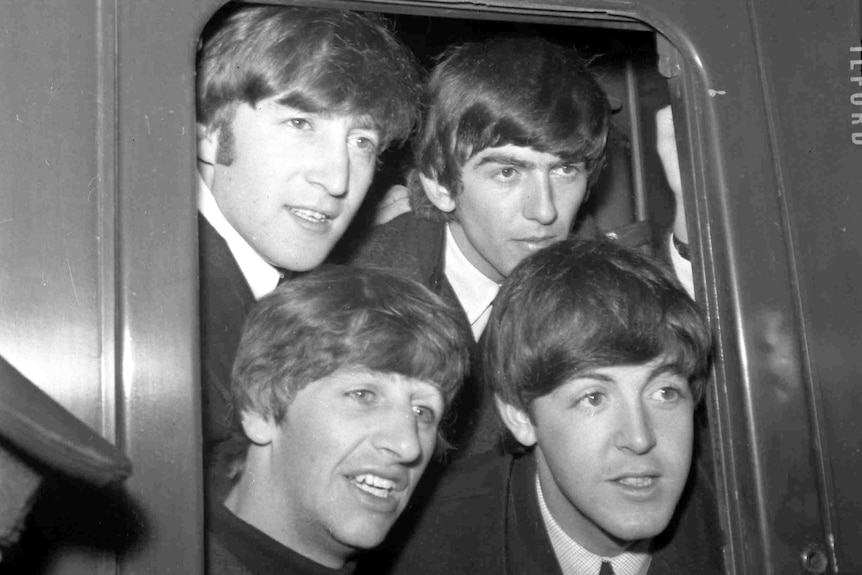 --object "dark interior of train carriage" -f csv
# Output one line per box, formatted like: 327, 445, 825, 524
1, 5, 690, 572
333, 11, 679, 257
